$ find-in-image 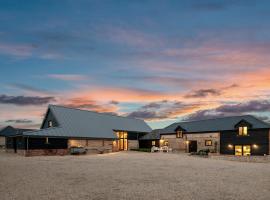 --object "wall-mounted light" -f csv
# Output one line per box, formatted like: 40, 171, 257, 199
253, 144, 258, 149
228, 144, 233, 149
185, 140, 189, 144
